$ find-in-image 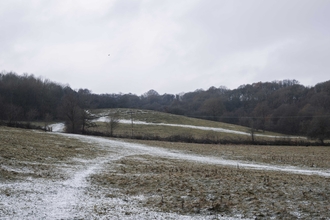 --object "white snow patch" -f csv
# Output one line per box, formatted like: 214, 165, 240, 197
0, 165, 33, 174
49, 123, 65, 133
94, 116, 109, 122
